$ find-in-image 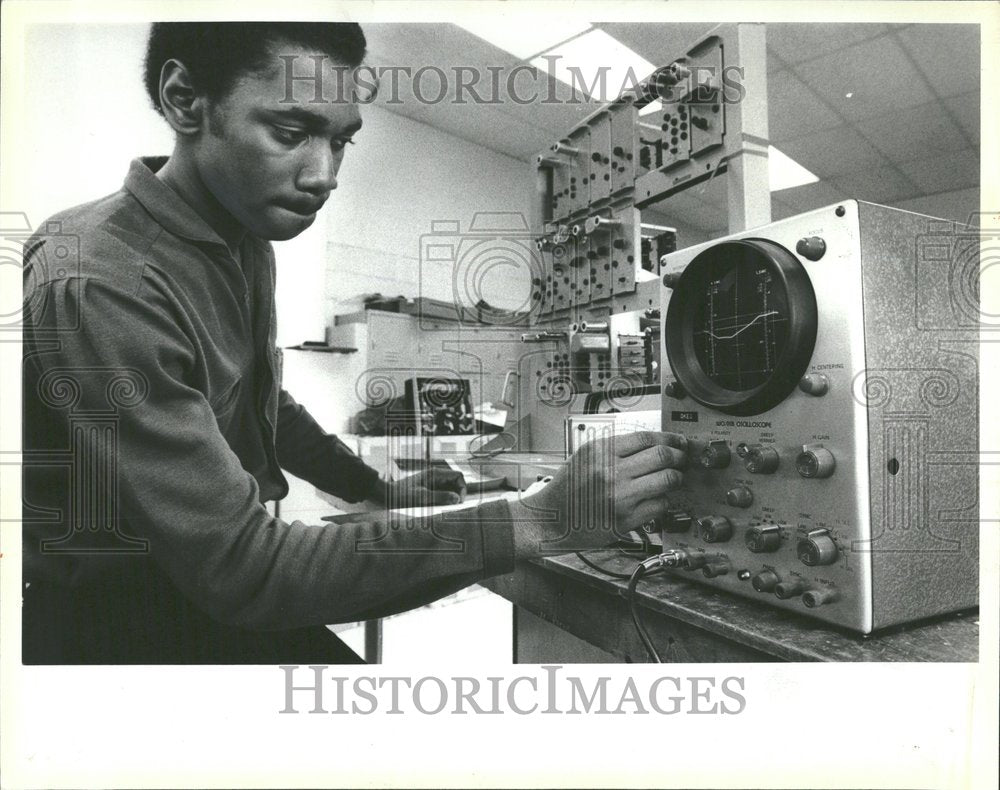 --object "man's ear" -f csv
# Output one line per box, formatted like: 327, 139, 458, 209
158, 59, 204, 136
